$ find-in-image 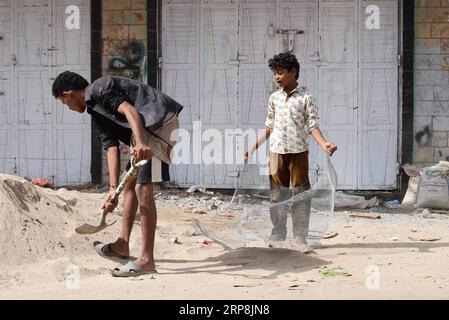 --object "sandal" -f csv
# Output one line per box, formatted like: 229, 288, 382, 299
111, 261, 157, 277
93, 241, 129, 260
